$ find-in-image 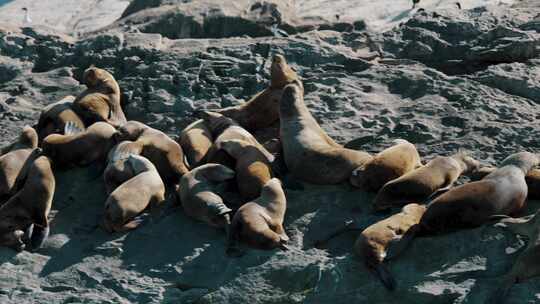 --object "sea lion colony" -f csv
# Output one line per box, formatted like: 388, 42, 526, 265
0, 56, 537, 299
